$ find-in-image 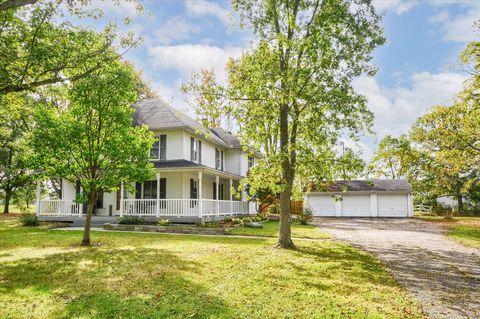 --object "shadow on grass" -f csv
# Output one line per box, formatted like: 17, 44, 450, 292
0, 247, 234, 319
